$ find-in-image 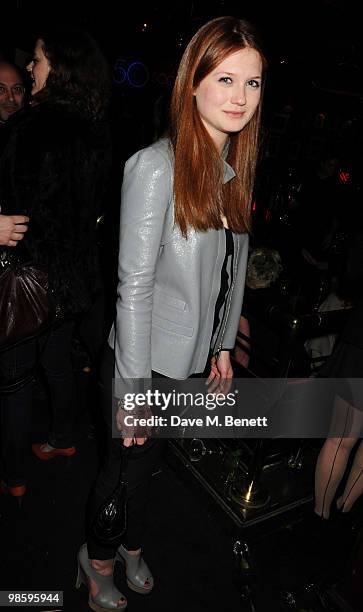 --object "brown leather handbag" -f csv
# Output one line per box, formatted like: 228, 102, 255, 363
0, 248, 54, 352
